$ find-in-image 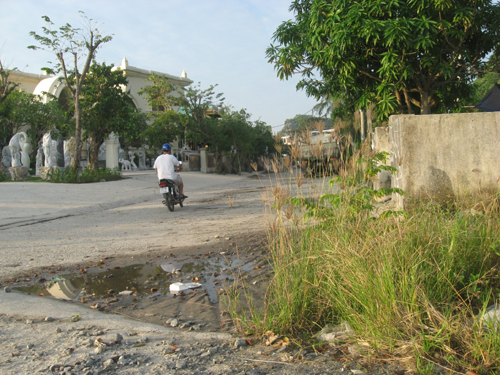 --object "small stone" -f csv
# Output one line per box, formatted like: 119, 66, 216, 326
95, 345, 106, 354
103, 358, 115, 367
26, 343, 34, 349
175, 360, 187, 369
55, 327, 62, 333
25, 319, 33, 324
170, 319, 179, 327
114, 333, 123, 342
44, 317, 54, 322
4, 286, 11, 293
233, 339, 248, 349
